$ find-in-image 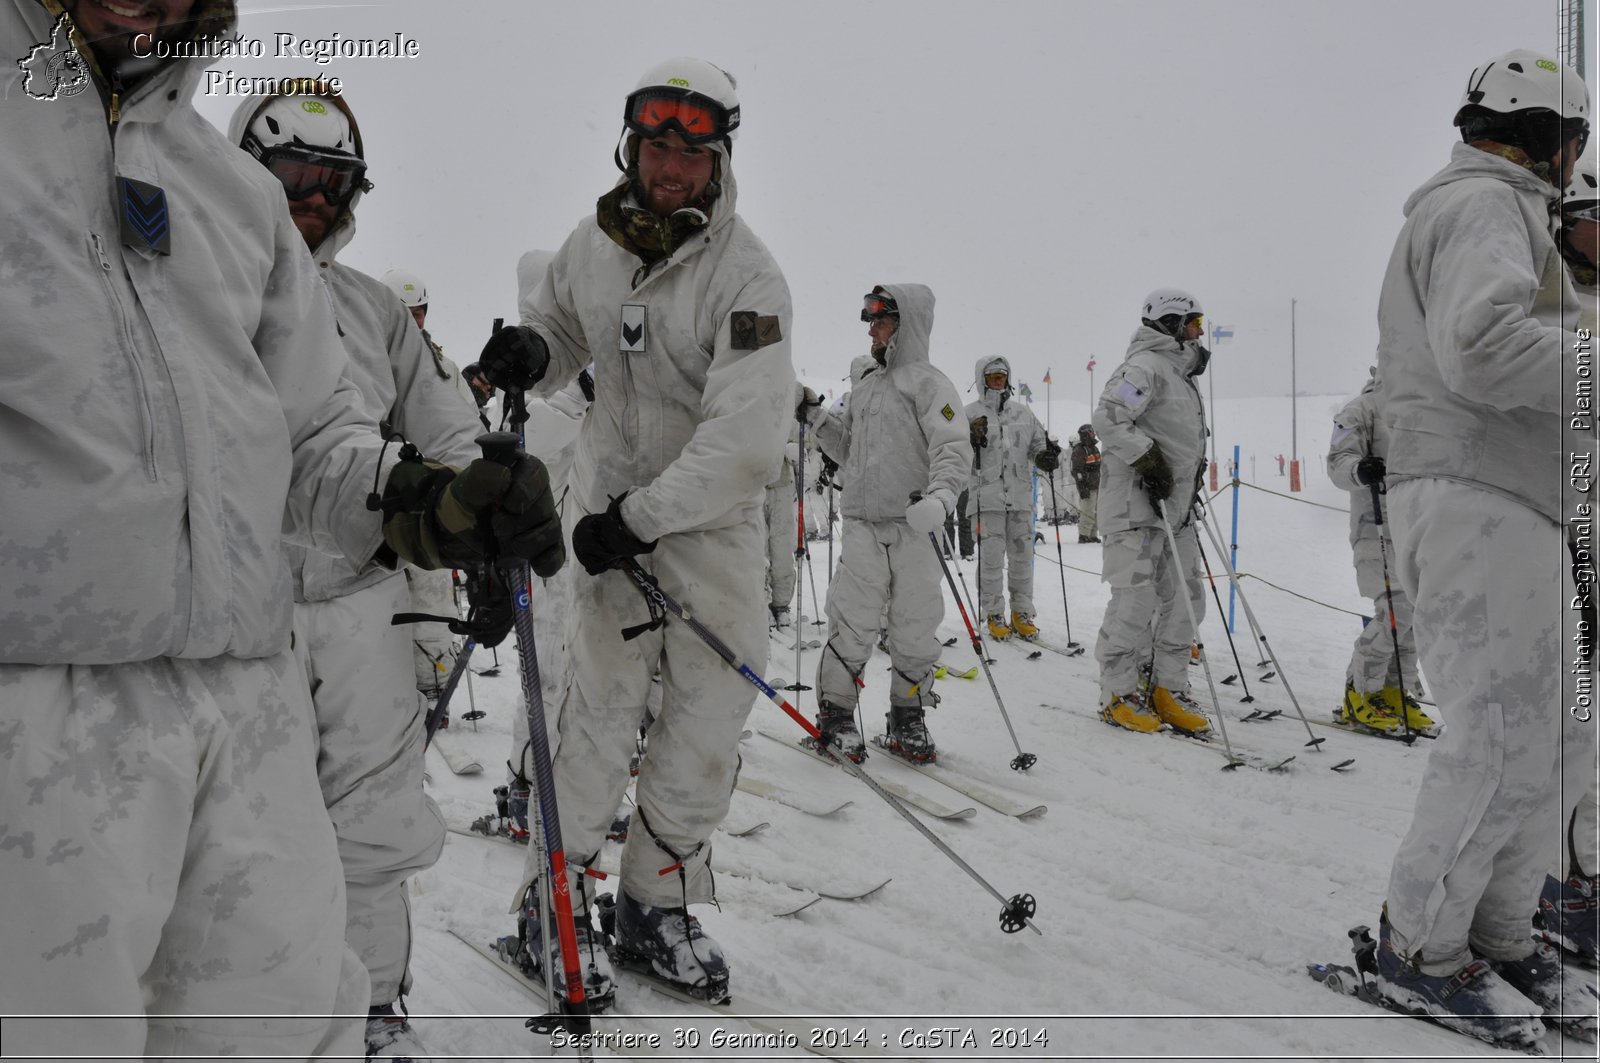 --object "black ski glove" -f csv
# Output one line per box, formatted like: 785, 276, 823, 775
382, 452, 564, 577
969, 415, 989, 449
478, 325, 550, 391
1355, 455, 1386, 487
1131, 442, 1174, 513
572, 493, 658, 576
1034, 439, 1062, 473
796, 386, 823, 424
